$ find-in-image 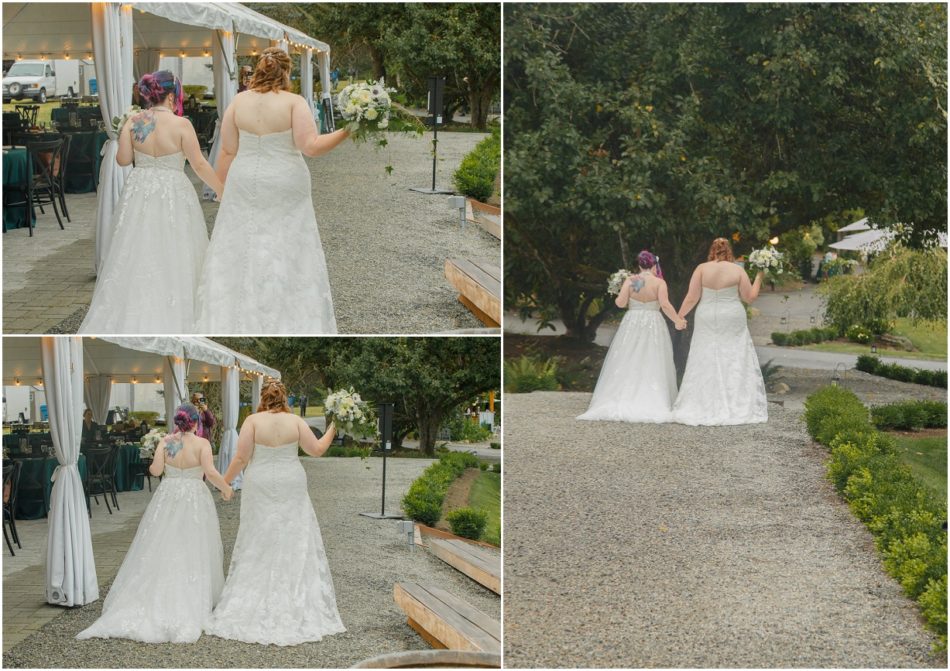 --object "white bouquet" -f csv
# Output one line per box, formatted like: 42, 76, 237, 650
140, 429, 165, 459
111, 105, 142, 136
607, 269, 633, 295
336, 79, 394, 142
324, 388, 377, 438
748, 246, 784, 275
